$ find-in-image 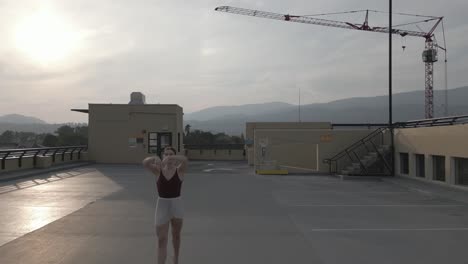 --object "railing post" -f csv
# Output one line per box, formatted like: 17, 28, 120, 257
70, 148, 77, 161
362, 140, 370, 152
345, 150, 353, 162
370, 140, 392, 175
1, 152, 10, 170
52, 148, 60, 163
33, 150, 41, 166
353, 150, 368, 175
18, 150, 27, 168
62, 148, 67, 162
